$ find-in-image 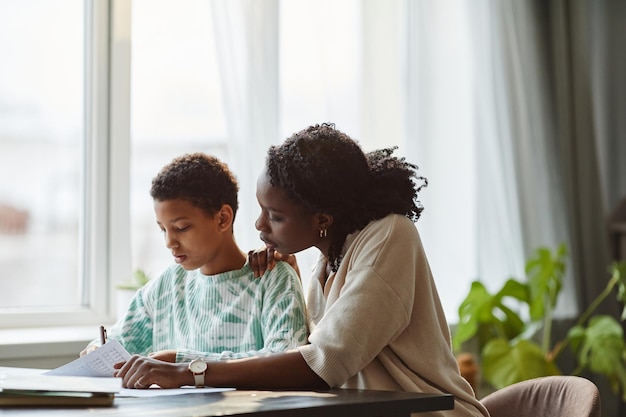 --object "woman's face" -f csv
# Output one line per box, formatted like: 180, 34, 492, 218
255, 170, 322, 255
